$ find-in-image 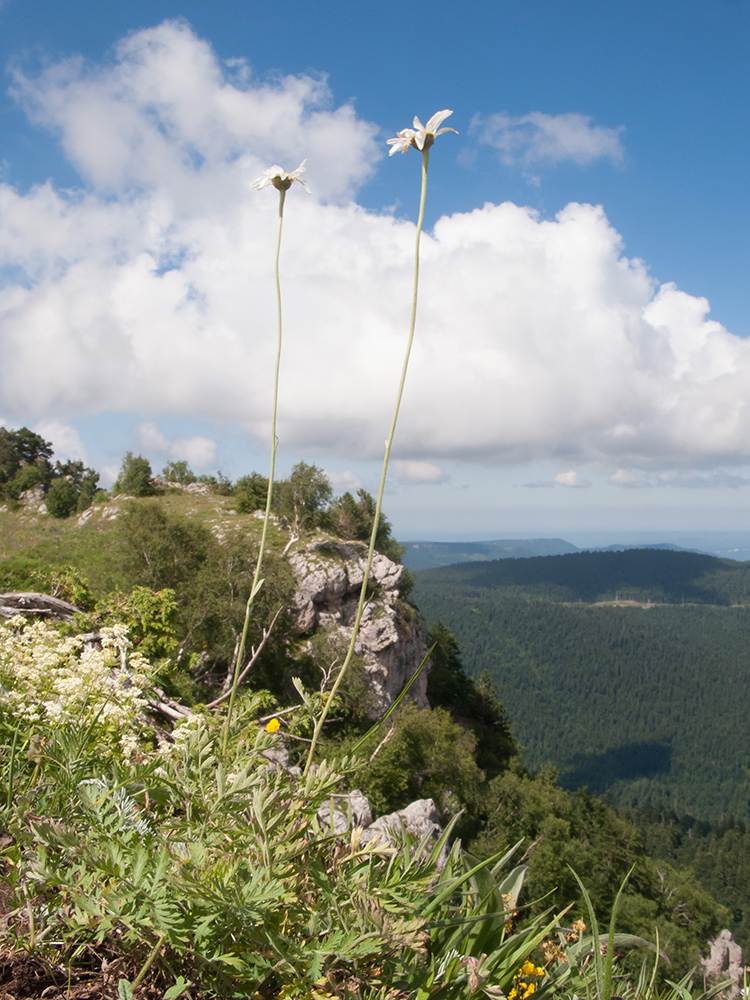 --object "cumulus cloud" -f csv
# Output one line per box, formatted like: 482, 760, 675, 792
554, 471, 592, 488
472, 111, 624, 167
139, 421, 216, 468
33, 420, 88, 462
1, 21, 750, 483
392, 460, 447, 484
324, 469, 363, 492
